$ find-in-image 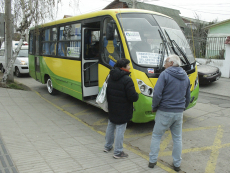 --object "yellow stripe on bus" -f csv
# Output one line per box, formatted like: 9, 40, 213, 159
43, 57, 81, 82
